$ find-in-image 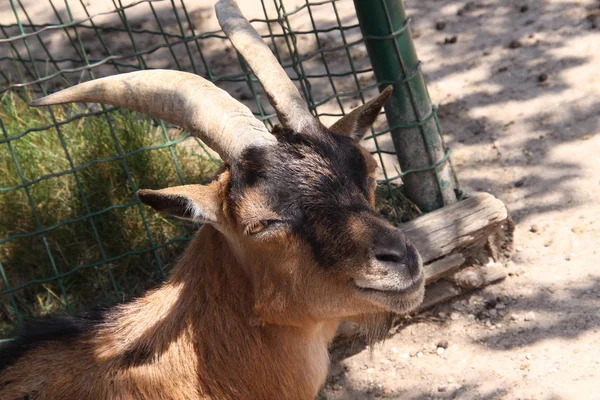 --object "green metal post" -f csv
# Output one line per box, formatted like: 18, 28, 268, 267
353, 0, 458, 212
